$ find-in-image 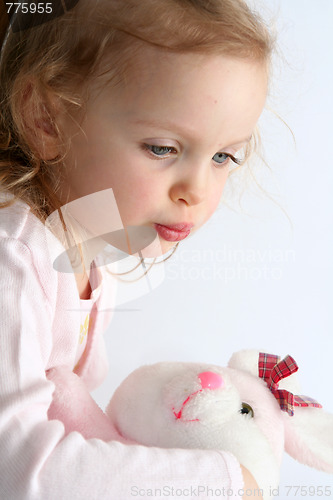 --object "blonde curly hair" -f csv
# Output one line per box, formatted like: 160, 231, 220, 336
0, 0, 273, 223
